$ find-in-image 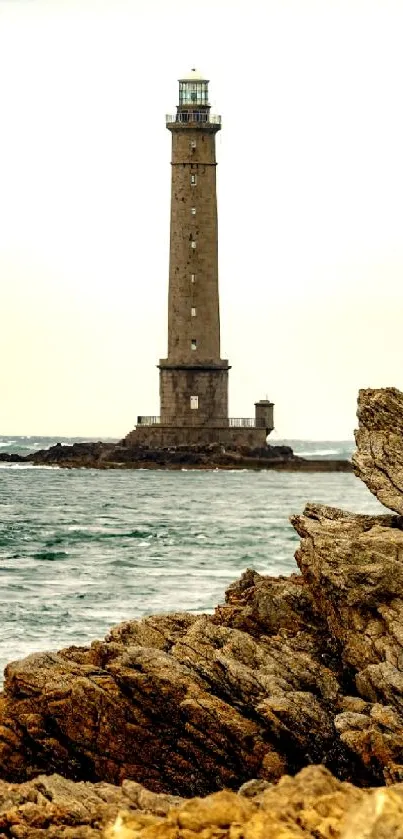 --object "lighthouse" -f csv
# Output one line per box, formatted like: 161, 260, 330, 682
159, 69, 229, 428
129, 72, 274, 447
